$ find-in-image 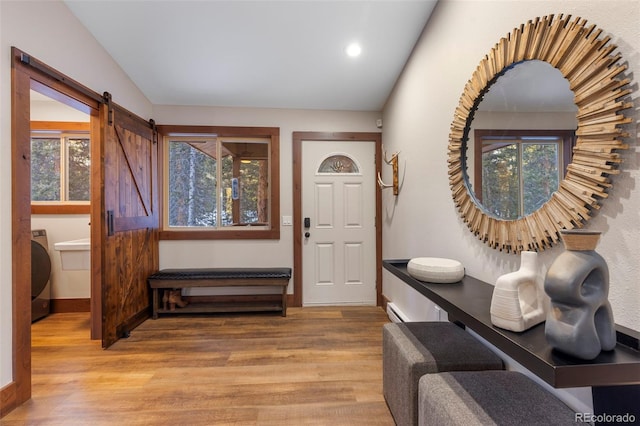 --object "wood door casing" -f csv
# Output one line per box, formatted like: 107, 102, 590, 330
302, 141, 377, 305
10, 47, 103, 411
101, 104, 159, 348
292, 132, 382, 308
